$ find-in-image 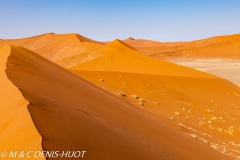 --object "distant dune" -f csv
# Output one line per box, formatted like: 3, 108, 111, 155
0, 33, 104, 68
1, 33, 240, 159
123, 34, 240, 59
71, 39, 217, 78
